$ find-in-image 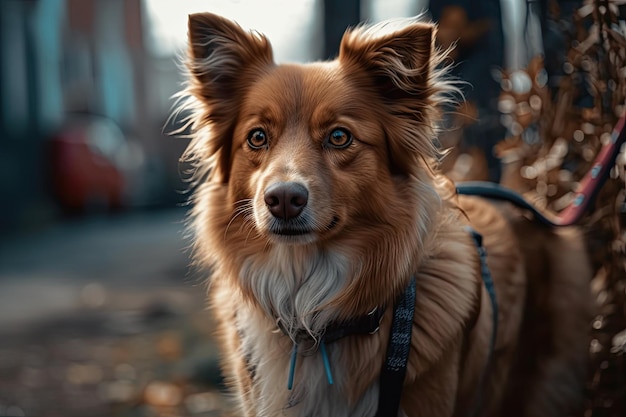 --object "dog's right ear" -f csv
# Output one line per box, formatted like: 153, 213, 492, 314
184, 13, 274, 181
187, 13, 274, 118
